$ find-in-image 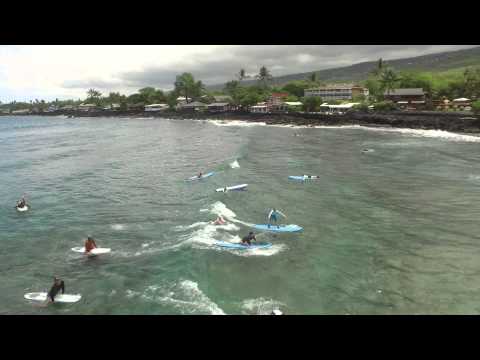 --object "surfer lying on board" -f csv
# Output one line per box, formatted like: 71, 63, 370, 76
85, 236, 98, 253
47, 277, 65, 303
241, 232, 257, 246
213, 215, 226, 225
267, 208, 286, 228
